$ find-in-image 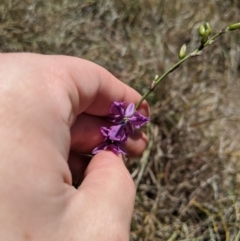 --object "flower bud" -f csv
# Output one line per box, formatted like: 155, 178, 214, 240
204, 22, 212, 35
199, 23, 210, 45
154, 75, 159, 81
179, 44, 187, 59
228, 23, 240, 31
199, 25, 206, 36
